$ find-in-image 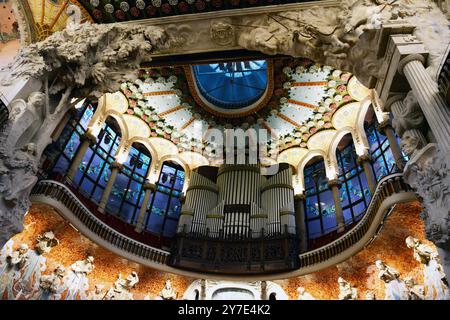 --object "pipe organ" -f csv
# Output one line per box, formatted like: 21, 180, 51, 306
178, 163, 296, 239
